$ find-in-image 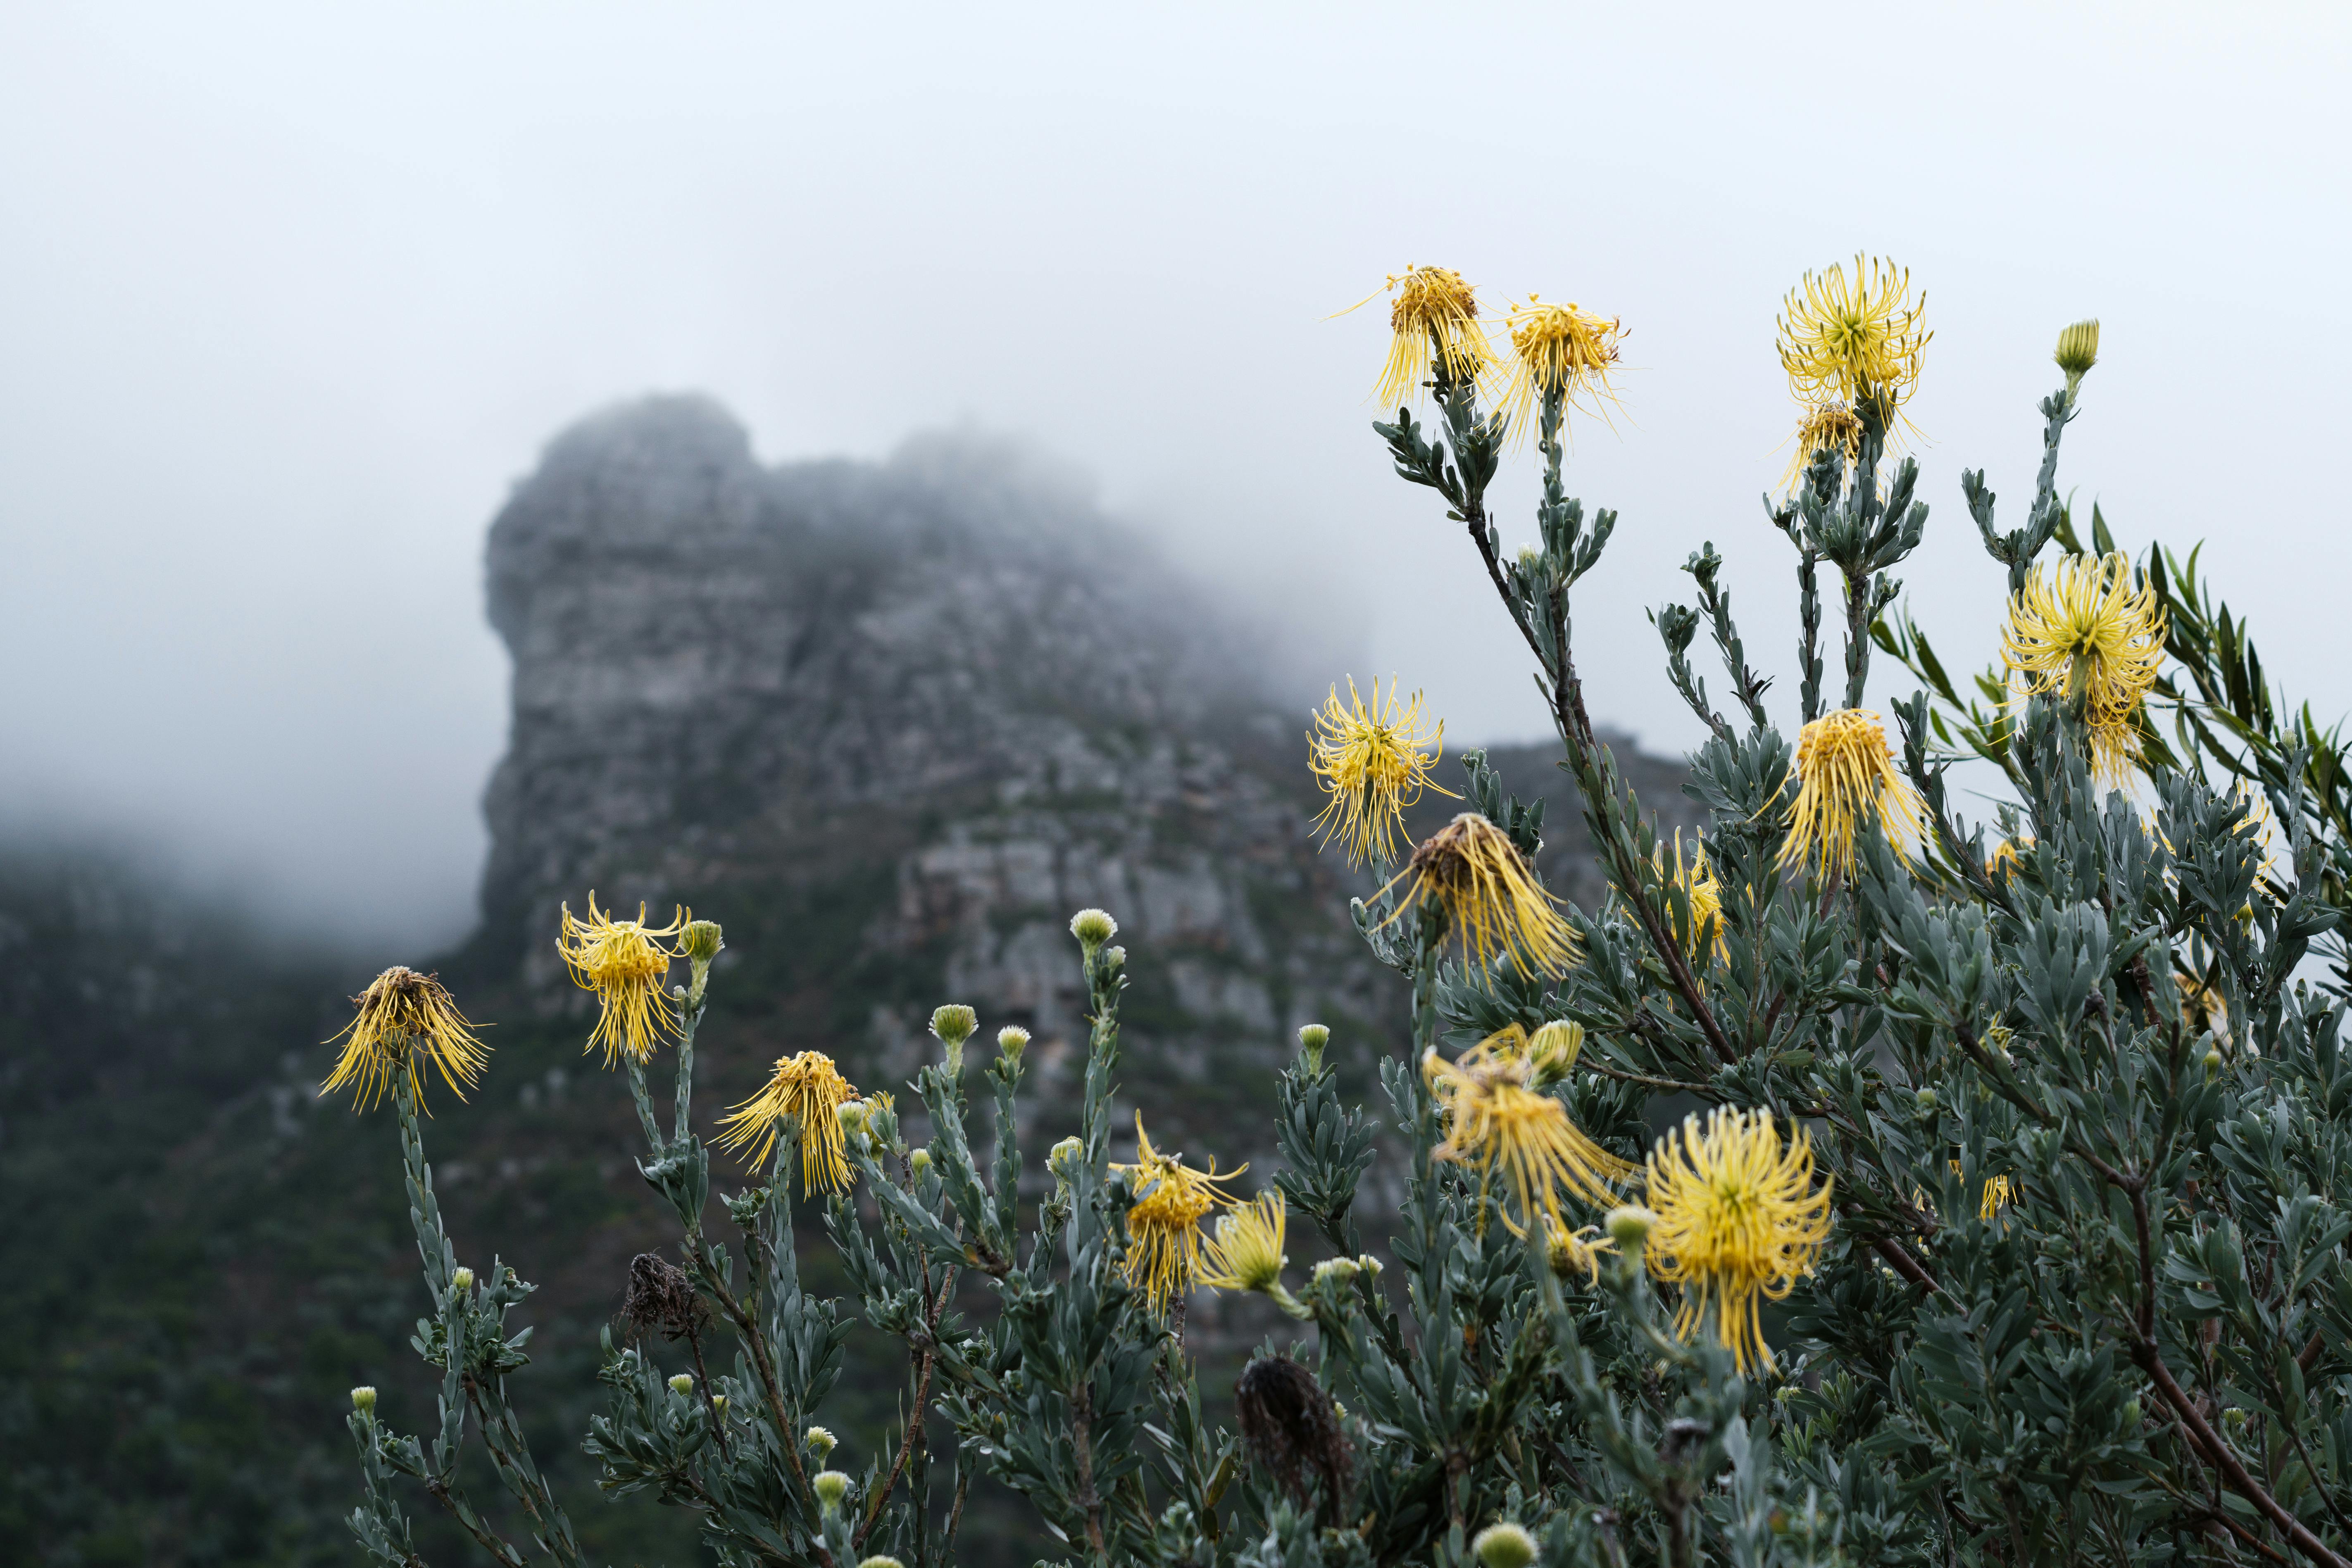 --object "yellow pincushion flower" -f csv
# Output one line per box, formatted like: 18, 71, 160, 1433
1776, 709, 1926, 881
1643, 1108, 1834, 1374
1200, 1190, 1289, 1294
1498, 295, 1626, 441
557, 895, 686, 1067
2001, 552, 2166, 784
1425, 1029, 1636, 1236
717, 1050, 862, 1194
1381, 813, 1581, 978
1778, 400, 1866, 492
321, 967, 490, 1112
1307, 677, 1455, 867
1776, 255, 1931, 418
1346, 265, 1496, 409
1113, 1115, 1243, 1311
1545, 1216, 1618, 1285
1658, 830, 1724, 961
